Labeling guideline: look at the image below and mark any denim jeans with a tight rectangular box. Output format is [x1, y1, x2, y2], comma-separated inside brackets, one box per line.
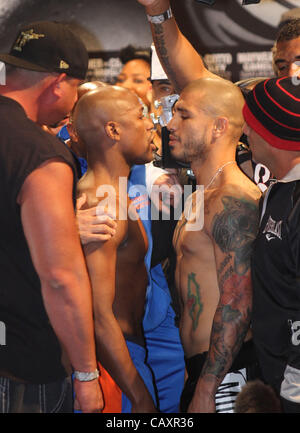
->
[0, 375, 73, 413]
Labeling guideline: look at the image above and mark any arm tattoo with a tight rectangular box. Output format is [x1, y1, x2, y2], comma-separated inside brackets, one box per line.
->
[200, 196, 258, 382]
[152, 24, 181, 92]
[187, 272, 203, 331]
[212, 196, 258, 275]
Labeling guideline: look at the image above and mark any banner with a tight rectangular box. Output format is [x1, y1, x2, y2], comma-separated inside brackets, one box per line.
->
[87, 51, 123, 84]
[171, 0, 300, 82]
[86, 0, 300, 83]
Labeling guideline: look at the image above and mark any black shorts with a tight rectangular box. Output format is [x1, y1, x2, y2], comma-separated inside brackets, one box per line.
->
[180, 339, 262, 413]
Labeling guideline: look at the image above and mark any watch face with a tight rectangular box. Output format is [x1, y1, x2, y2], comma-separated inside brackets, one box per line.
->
[148, 8, 172, 24]
[149, 15, 164, 24]
[155, 16, 164, 24]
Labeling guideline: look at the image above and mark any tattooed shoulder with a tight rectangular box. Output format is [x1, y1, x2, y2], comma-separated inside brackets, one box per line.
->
[211, 194, 259, 276]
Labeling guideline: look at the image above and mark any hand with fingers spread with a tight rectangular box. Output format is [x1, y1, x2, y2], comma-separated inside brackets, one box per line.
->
[76, 194, 117, 245]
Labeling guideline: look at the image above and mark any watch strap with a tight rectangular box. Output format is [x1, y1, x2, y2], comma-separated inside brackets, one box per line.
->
[147, 7, 173, 24]
[74, 369, 99, 382]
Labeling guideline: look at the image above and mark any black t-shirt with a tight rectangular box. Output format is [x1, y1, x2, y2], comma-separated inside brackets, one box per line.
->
[0, 96, 77, 384]
[252, 180, 300, 394]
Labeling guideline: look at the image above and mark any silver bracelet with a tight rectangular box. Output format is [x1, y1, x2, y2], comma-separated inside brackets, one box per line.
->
[74, 369, 99, 382]
[147, 7, 173, 24]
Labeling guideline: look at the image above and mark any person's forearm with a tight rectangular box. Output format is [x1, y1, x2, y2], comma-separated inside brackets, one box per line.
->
[41, 271, 98, 373]
[95, 315, 155, 410]
[190, 271, 253, 413]
[188, 302, 251, 413]
[199, 299, 251, 394]
[143, 0, 170, 15]
[143, 0, 212, 92]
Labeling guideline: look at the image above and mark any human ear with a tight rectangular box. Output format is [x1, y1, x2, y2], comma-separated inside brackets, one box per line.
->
[66, 122, 78, 142]
[213, 117, 228, 138]
[51, 73, 67, 97]
[105, 121, 121, 141]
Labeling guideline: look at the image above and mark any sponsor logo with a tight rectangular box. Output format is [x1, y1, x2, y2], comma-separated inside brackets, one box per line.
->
[13, 29, 45, 52]
[59, 60, 70, 70]
[262, 215, 282, 241]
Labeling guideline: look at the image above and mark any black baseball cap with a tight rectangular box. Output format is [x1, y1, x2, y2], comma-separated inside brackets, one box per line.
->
[0, 21, 89, 80]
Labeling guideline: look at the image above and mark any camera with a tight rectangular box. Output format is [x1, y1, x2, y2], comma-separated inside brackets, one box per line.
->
[151, 94, 191, 170]
[154, 93, 179, 128]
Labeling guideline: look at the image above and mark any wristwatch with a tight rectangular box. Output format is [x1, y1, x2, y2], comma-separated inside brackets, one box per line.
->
[147, 7, 173, 24]
[74, 369, 99, 382]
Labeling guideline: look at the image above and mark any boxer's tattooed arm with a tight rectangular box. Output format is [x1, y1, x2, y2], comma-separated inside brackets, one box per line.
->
[200, 195, 258, 385]
[152, 24, 181, 92]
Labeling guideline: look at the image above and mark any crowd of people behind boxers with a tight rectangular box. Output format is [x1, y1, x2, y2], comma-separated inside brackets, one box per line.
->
[1, 0, 300, 414]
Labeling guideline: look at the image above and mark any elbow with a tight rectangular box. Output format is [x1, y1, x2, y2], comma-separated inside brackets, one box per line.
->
[218, 300, 252, 329]
[39, 268, 82, 293]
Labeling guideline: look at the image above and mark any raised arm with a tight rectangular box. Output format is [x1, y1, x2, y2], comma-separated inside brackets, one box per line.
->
[18, 159, 103, 413]
[83, 222, 157, 413]
[137, 0, 216, 92]
[188, 193, 259, 413]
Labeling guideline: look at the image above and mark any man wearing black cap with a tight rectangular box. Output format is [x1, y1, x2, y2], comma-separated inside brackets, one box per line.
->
[243, 76, 300, 413]
[0, 22, 103, 413]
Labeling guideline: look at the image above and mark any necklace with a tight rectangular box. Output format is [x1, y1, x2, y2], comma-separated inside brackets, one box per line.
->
[204, 161, 235, 190]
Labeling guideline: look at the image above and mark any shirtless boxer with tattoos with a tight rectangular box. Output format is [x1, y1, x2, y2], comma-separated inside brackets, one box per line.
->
[168, 78, 261, 413]
[137, 0, 262, 413]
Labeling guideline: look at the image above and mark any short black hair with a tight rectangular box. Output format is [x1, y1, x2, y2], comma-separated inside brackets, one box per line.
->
[276, 19, 300, 43]
[119, 45, 151, 66]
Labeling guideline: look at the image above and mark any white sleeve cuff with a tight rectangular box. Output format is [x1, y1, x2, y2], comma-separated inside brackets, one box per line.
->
[280, 364, 300, 404]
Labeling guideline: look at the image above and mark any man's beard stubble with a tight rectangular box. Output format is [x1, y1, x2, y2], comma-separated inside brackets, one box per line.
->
[182, 136, 208, 165]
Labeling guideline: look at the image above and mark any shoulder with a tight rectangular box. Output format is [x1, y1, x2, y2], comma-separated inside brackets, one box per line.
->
[0, 95, 25, 116]
[205, 183, 260, 243]
[0, 96, 70, 154]
[79, 178, 129, 249]
[204, 184, 260, 277]
[206, 183, 260, 215]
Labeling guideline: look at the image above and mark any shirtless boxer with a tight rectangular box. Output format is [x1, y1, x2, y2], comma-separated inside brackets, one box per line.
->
[169, 78, 261, 413]
[73, 86, 157, 413]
